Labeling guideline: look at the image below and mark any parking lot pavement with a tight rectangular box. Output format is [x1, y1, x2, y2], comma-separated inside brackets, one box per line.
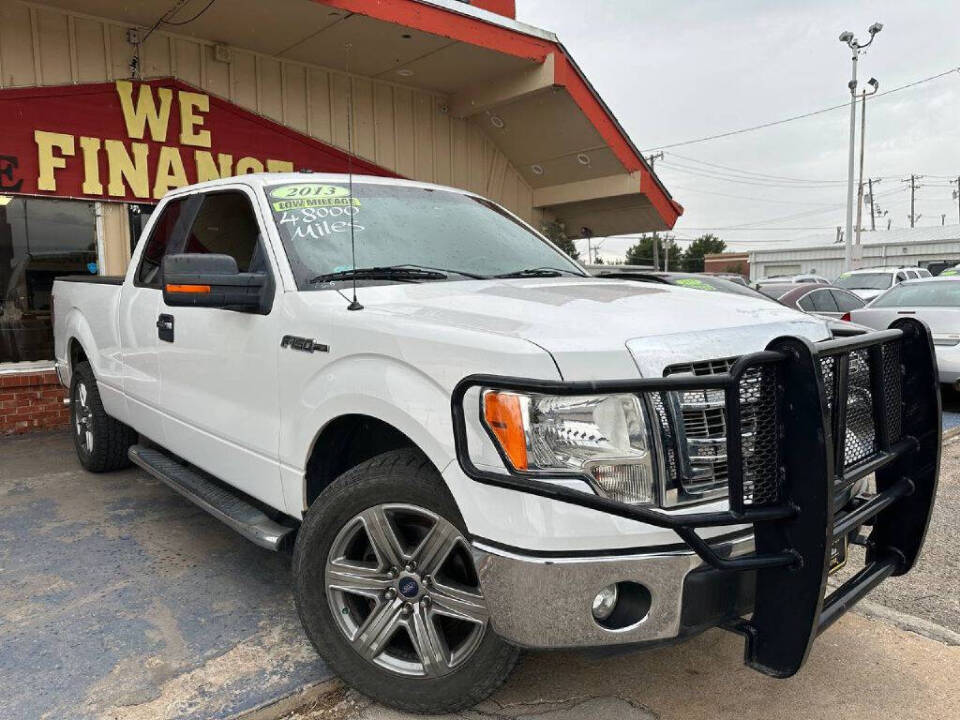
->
[0, 431, 332, 720]
[942, 388, 960, 433]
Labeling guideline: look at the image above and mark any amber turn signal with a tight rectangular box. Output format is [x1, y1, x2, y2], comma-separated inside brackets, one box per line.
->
[165, 284, 211, 294]
[483, 391, 528, 470]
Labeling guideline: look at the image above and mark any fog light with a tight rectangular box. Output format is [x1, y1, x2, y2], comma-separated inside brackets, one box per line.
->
[591, 584, 618, 621]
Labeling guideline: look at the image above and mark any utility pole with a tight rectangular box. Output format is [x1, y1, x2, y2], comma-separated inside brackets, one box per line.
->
[902, 174, 922, 227]
[866, 177, 882, 230]
[839, 22, 883, 271]
[952, 177, 960, 224]
[652, 233, 660, 270]
[647, 152, 664, 170]
[854, 81, 878, 259]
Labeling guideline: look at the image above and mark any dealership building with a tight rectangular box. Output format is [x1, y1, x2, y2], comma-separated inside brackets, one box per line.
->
[0, 0, 681, 432]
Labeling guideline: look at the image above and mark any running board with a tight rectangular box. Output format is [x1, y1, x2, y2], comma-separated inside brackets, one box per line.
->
[128, 445, 294, 551]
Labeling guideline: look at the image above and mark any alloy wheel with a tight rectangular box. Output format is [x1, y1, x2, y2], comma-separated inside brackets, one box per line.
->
[325, 503, 488, 677]
[74, 382, 94, 453]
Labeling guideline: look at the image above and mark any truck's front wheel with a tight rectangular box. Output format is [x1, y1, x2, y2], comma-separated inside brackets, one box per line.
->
[292, 449, 519, 713]
[70, 361, 137, 473]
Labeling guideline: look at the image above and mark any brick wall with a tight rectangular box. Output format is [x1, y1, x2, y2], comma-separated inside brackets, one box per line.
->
[0, 370, 70, 435]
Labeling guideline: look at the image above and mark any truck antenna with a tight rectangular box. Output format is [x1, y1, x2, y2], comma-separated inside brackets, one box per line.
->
[344, 42, 363, 311]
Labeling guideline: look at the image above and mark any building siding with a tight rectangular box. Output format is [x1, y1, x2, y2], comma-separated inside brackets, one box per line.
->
[0, 1, 539, 227]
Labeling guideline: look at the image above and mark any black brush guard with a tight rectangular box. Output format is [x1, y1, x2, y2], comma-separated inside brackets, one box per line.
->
[450, 318, 940, 678]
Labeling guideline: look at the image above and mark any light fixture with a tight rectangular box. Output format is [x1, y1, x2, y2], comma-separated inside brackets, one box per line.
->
[396, 68, 414, 77]
[577, 153, 591, 166]
[490, 115, 505, 129]
[531, 164, 544, 175]
[0, 195, 11, 207]
[401, 33, 412, 39]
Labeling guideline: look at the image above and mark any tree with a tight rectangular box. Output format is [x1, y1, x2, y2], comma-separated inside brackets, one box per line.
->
[682, 234, 726, 272]
[541, 221, 579, 261]
[624, 233, 681, 269]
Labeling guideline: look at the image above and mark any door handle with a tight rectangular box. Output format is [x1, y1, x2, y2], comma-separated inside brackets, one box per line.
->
[157, 313, 174, 342]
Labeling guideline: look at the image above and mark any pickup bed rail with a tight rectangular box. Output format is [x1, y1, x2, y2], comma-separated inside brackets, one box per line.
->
[452, 317, 940, 678]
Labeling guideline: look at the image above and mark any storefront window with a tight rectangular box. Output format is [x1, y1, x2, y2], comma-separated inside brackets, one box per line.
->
[0, 197, 98, 363]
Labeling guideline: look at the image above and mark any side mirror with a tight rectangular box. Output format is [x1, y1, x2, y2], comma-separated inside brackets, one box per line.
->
[162, 254, 272, 314]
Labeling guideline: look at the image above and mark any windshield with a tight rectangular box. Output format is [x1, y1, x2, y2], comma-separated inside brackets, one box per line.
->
[835, 272, 892, 290]
[266, 182, 584, 288]
[870, 281, 960, 308]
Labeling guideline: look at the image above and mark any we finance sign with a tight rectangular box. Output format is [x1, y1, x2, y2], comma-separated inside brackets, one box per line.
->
[0, 78, 395, 203]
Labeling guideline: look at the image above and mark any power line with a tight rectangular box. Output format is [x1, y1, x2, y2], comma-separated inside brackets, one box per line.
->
[665, 151, 846, 184]
[162, 0, 218, 25]
[667, 185, 842, 205]
[658, 161, 849, 189]
[644, 65, 960, 151]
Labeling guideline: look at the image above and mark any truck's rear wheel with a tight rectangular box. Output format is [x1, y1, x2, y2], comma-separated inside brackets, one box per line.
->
[293, 449, 519, 713]
[70, 361, 137, 473]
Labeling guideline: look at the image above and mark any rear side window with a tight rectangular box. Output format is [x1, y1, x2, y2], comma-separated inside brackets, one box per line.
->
[182, 192, 264, 272]
[800, 289, 838, 312]
[832, 289, 865, 312]
[136, 197, 189, 286]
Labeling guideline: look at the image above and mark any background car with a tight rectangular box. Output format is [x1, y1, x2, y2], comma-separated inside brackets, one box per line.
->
[592, 270, 766, 298]
[849, 277, 960, 387]
[593, 270, 868, 336]
[776, 284, 866, 321]
[835, 266, 932, 302]
[755, 273, 830, 287]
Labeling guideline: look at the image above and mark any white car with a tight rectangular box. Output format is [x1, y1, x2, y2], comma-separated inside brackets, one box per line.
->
[51, 173, 939, 713]
[835, 266, 932, 302]
[755, 274, 829, 287]
[849, 276, 960, 386]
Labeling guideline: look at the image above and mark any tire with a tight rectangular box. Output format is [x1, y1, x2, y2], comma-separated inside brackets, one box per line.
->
[293, 448, 519, 713]
[70, 361, 137, 473]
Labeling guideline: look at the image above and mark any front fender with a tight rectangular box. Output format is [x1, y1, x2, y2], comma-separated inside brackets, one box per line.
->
[279, 355, 459, 514]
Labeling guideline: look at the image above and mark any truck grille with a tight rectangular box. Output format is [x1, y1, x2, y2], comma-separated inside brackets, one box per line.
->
[655, 340, 902, 507]
[657, 358, 780, 506]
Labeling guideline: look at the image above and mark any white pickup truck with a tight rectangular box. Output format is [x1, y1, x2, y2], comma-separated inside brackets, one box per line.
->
[53, 173, 941, 713]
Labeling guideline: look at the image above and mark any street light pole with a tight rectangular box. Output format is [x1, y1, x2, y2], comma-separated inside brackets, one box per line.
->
[839, 22, 883, 271]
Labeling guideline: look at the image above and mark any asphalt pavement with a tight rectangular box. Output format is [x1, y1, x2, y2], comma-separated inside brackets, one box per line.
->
[0, 431, 331, 720]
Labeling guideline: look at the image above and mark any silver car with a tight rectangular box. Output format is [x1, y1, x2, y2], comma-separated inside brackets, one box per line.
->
[849, 277, 960, 386]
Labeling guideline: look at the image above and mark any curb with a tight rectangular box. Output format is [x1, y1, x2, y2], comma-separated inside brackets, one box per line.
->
[853, 599, 960, 646]
[232, 679, 344, 720]
[943, 425, 960, 441]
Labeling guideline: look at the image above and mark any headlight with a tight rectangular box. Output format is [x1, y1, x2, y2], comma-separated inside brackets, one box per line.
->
[481, 390, 656, 505]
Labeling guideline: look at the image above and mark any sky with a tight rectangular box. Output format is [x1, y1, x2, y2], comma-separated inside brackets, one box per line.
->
[515, 0, 960, 262]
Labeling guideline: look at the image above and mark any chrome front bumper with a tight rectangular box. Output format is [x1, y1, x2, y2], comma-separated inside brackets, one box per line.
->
[473, 533, 755, 649]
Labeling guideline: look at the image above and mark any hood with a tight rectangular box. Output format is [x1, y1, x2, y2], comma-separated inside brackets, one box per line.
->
[346, 277, 831, 380]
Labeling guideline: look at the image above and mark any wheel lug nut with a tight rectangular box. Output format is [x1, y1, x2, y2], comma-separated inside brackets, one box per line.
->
[385, 588, 396, 600]
[389, 567, 398, 578]
[402, 602, 413, 615]
[423, 575, 432, 586]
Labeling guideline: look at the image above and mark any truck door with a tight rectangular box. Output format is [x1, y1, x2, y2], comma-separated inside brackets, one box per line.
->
[155, 187, 285, 510]
[120, 195, 195, 442]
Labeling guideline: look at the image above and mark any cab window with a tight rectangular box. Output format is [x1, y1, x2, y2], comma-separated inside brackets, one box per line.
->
[181, 192, 266, 273]
[136, 197, 192, 287]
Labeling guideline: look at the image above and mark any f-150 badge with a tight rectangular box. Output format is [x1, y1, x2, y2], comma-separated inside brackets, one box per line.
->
[281, 335, 329, 354]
